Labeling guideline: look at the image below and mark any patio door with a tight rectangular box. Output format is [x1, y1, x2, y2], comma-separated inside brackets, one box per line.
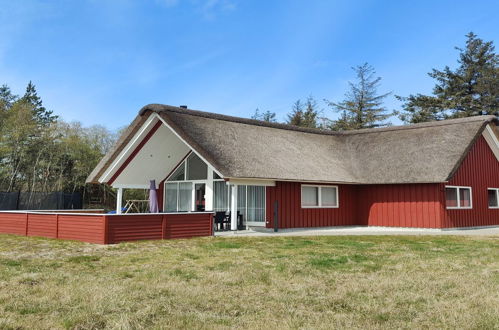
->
[238, 185, 266, 227]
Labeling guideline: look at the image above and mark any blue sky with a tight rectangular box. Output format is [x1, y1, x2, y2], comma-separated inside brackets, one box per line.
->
[1, 0, 498, 129]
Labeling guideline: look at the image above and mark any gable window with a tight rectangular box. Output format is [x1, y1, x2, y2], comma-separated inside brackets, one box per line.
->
[167, 153, 207, 182]
[186, 153, 207, 180]
[301, 185, 338, 208]
[488, 188, 499, 208]
[445, 186, 472, 209]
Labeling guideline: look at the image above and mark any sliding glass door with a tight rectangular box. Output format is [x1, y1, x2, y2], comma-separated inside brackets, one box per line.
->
[238, 185, 266, 226]
[163, 152, 266, 225]
[165, 182, 193, 212]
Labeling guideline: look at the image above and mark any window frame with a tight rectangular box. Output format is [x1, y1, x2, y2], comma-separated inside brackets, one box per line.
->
[487, 188, 499, 209]
[301, 184, 339, 209]
[445, 185, 473, 210]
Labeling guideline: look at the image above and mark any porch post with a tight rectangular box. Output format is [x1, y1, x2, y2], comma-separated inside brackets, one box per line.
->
[116, 187, 123, 214]
[205, 168, 213, 211]
[230, 184, 238, 230]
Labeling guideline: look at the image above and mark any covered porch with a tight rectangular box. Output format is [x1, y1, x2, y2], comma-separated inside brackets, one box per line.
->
[93, 112, 272, 230]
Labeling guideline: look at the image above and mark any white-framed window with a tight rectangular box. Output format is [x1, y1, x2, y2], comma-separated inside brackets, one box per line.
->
[301, 185, 338, 208]
[487, 188, 499, 209]
[445, 186, 472, 209]
[167, 152, 208, 182]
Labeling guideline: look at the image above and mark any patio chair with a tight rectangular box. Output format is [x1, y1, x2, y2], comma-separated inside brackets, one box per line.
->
[222, 211, 231, 230]
[214, 211, 226, 231]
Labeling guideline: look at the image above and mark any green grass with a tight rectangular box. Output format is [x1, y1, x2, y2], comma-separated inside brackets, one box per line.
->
[0, 234, 497, 329]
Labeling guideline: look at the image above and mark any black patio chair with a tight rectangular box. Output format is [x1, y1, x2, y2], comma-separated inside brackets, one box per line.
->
[222, 211, 231, 230]
[214, 211, 226, 231]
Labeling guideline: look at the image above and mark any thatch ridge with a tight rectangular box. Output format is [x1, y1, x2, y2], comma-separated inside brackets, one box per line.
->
[87, 104, 498, 184]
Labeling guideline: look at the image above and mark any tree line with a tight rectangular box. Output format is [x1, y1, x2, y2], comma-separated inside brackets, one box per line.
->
[1, 32, 497, 204]
[0, 82, 117, 206]
[252, 33, 499, 129]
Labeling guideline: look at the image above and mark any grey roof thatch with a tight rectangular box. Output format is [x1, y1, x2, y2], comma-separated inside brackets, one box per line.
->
[87, 104, 499, 185]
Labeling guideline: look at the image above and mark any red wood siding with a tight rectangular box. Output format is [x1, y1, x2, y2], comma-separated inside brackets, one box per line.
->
[0, 211, 213, 244]
[266, 182, 358, 229]
[165, 213, 213, 239]
[157, 181, 164, 212]
[0, 212, 27, 235]
[27, 213, 58, 238]
[57, 215, 106, 244]
[357, 184, 445, 228]
[443, 136, 499, 228]
[107, 214, 163, 243]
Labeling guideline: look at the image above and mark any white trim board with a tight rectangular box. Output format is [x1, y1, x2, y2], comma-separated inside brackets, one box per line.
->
[99, 115, 159, 183]
[482, 124, 499, 162]
[227, 178, 276, 186]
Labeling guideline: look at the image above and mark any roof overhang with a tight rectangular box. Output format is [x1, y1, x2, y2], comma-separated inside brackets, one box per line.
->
[96, 113, 222, 188]
[482, 124, 499, 162]
[226, 178, 276, 186]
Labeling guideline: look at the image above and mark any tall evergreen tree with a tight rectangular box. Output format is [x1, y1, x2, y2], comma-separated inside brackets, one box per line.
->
[21, 81, 57, 126]
[398, 32, 499, 123]
[286, 97, 320, 128]
[0, 85, 17, 109]
[251, 108, 277, 122]
[326, 63, 392, 130]
[286, 100, 304, 126]
[302, 96, 319, 128]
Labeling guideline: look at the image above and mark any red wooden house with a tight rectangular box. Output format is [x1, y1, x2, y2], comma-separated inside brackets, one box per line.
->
[87, 104, 499, 230]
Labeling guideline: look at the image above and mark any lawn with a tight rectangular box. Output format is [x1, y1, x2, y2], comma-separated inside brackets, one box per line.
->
[0, 234, 498, 329]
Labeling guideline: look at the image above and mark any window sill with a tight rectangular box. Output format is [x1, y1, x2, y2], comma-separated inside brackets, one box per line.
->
[446, 207, 473, 210]
[301, 206, 339, 209]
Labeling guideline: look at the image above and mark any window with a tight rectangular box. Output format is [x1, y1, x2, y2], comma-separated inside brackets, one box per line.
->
[165, 182, 193, 212]
[302, 186, 319, 207]
[445, 186, 472, 209]
[301, 185, 338, 208]
[169, 164, 185, 181]
[167, 153, 207, 181]
[186, 153, 207, 180]
[488, 188, 499, 208]
[213, 181, 229, 212]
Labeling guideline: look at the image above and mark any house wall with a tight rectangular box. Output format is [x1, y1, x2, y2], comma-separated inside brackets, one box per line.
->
[357, 184, 445, 228]
[443, 135, 499, 228]
[265, 182, 358, 229]
[265, 136, 499, 229]
[266, 181, 445, 229]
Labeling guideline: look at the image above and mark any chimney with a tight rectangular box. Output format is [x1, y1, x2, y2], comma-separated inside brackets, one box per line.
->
[179, 105, 188, 109]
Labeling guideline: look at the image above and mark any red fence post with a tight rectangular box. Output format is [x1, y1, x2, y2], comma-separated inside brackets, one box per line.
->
[162, 214, 167, 239]
[25, 213, 28, 236]
[103, 215, 109, 244]
[55, 214, 59, 238]
[210, 212, 214, 236]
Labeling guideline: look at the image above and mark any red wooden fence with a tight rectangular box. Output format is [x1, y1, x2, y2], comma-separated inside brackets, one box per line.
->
[0, 211, 213, 244]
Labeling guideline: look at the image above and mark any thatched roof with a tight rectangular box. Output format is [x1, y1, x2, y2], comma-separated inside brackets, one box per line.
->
[87, 104, 498, 184]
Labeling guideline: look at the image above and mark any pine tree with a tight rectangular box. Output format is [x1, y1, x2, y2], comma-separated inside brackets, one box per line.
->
[286, 100, 304, 126]
[251, 108, 277, 122]
[326, 63, 392, 130]
[398, 32, 499, 123]
[329, 111, 352, 131]
[302, 96, 319, 128]
[0, 85, 17, 109]
[21, 81, 57, 126]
